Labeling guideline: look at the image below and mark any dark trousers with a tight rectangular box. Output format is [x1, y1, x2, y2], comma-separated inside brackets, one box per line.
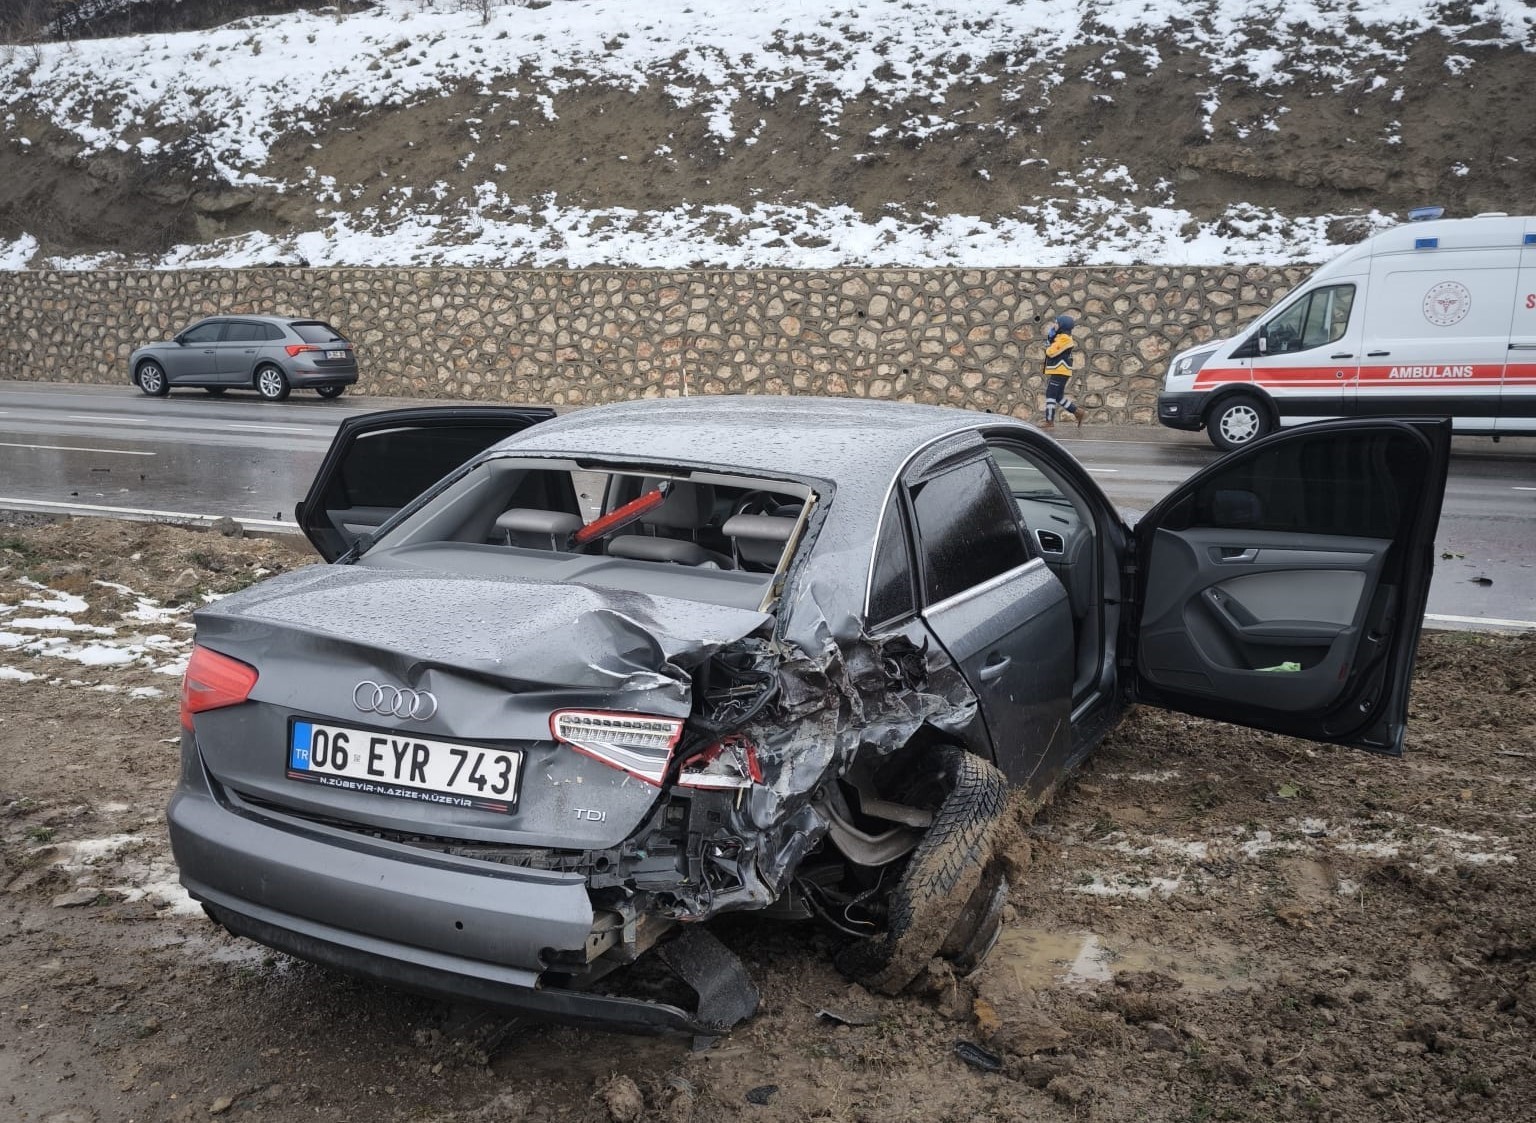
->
[1044, 374, 1076, 422]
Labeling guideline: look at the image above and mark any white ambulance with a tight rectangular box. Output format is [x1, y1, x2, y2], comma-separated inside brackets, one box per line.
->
[1157, 213, 1536, 449]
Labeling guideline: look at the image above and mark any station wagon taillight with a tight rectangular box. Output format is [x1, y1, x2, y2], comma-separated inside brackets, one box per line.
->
[284, 344, 322, 357]
[550, 710, 684, 786]
[180, 645, 258, 731]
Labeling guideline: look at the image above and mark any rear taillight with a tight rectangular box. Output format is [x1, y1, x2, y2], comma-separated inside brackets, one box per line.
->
[180, 645, 258, 731]
[678, 734, 762, 790]
[550, 710, 684, 786]
[284, 344, 321, 357]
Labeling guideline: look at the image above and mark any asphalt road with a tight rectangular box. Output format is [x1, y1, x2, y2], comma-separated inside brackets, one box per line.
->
[1, 380, 1532, 629]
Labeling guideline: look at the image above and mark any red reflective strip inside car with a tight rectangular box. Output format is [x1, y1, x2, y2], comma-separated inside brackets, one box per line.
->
[571, 488, 667, 546]
[180, 645, 258, 730]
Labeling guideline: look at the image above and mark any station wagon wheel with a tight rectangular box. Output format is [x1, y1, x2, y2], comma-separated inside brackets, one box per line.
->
[136, 360, 170, 397]
[255, 364, 291, 402]
[836, 746, 1010, 994]
[1209, 393, 1271, 452]
[315, 385, 346, 399]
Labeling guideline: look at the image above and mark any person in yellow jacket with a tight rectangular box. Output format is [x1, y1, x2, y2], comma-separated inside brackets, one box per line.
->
[1041, 314, 1086, 429]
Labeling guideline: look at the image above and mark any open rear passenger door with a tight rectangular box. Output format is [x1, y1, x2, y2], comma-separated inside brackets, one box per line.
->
[297, 406, 557, 561]
[1129, 419, 1450, 755]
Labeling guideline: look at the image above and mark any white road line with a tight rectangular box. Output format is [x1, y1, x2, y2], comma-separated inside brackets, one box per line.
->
[1425, 613, 1536, 631]
[0, 497, 290, 532]
[0, 441, 155, 457]
[1085, 467, 1120, 474]
[66, 413, 138, 422]
[1515, 486, 1536, 492]
[226, 423, 318, 433]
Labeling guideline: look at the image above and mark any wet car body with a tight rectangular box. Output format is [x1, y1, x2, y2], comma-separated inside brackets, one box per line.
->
[129, 314, 358, 400]
[168, 397, 1450, 1033]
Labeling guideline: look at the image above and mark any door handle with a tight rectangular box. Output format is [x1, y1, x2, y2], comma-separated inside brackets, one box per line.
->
[1366, 350, 1391, 357]
[1330, 353, 1353, 359]
[977, 655, 1012, 682]
[1216, 547, 1258, 562]
[1512, 343, 1536, 351]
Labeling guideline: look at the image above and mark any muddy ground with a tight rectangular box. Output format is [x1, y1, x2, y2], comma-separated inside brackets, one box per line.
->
[2, 515, 1534, 1123]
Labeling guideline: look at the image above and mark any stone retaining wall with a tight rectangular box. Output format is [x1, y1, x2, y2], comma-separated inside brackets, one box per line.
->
[1, 266, 1310, 421]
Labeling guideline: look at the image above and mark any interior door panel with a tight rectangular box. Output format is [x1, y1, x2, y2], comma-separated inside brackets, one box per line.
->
[1139, 528, 1390, 712]
[1129, 418, 1451, 754]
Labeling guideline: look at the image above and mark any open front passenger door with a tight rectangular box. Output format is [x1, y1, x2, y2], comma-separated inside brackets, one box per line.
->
[297, 406, 557, 561]
[1129, 419, 1450, 755]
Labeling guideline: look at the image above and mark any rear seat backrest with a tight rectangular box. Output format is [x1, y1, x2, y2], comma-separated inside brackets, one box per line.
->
[494, 508, 582, 550]
[607, 480, 731, 567]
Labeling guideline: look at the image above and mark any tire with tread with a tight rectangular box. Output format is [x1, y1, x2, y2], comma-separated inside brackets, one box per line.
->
[136, 360, 170, 397]
[316, 385, 346, 399]
[204, 386, 227, 396]
[1208, 393, 1271, 451]
[837, 746, 1010, 994]
[255, 364, 291, 401]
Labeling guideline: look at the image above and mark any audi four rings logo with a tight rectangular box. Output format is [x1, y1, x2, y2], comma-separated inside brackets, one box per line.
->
[353, 680, 439, 721]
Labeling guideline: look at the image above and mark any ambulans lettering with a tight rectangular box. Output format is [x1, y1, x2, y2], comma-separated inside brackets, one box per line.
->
[1526, 293, 1535, 310]
[1386, 366, 1474, 379]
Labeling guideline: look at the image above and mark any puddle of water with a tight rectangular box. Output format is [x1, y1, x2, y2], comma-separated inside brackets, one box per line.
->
[991, 926, 1261, 993]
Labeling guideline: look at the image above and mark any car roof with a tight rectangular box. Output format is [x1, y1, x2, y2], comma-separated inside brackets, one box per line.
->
[498, 396, 1033, 649]
[499, 395, 1011, 482]
[191, 315, 320, 326]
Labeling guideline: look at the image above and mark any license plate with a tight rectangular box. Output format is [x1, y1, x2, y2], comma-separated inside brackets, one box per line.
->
[287, 719, 520, 813]
[325, 349, 347, 359]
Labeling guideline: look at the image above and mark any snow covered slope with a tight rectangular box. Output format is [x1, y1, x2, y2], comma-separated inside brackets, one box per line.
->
[0, 0, 1531, 268]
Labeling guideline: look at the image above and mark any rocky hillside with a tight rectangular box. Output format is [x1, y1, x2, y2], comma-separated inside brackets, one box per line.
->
[0, 0, 1532, 269]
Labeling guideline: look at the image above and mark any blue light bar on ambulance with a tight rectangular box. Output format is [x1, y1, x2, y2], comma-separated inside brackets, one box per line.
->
[1415, 237, 1439, 249]
[1408, 206, 1444, 222]
[1525, 233, 1536, 245]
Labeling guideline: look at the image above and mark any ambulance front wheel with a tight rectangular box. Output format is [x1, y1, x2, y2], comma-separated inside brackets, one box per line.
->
[1208, 394, 1272, 451]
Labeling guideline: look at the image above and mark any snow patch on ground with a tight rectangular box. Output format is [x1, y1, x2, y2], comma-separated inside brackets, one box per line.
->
[1058, 814, 1516, 898]
[0, 1, 1527, 268]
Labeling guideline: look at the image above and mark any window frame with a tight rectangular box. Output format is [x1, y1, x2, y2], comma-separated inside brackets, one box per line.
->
[907, 451, 1034, 610]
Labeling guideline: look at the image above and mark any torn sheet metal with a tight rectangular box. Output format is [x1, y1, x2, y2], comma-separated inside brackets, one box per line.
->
[195, 564, 772, 697]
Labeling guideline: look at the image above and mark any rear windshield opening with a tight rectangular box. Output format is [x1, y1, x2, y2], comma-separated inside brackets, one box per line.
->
[359, 456, 817, 611]
[291, 321, 347, 344]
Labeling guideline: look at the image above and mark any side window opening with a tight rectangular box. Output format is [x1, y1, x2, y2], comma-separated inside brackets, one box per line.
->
[868, 494, 916, 626]
[181, 321, 223, 344]
[910, 456, 1030, 606]
[1157, 427, 1420, 541]
[1264, 284, 1356, 354]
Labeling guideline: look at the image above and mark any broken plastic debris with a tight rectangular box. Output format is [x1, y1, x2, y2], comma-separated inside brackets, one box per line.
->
[953, 1040, 1003, 1072]
[815, 1006, 879, 1027]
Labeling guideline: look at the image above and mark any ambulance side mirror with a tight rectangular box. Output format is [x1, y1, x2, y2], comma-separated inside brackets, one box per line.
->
[1257, 329, 1268, 355]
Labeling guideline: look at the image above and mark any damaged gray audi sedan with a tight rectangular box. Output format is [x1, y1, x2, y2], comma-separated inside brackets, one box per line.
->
[169, 397, 1449, 1034]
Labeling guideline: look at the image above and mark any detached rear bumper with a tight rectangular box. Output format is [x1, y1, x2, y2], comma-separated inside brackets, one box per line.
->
[201, 899, 721, 1035]
[1157, 391, 1208, 431]
[168, 757, 719, 1034]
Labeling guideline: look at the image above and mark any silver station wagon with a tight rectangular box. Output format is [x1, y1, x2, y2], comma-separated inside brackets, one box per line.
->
[129, 315, 358, 401]
[169, 397, 1450, 1036]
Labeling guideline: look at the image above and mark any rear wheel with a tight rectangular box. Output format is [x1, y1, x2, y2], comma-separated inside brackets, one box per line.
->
[255, 364, 291, 402]
[1208, 393, 1271, 451]
[136, 360, 169, 397]
[315, 385, 346, 399]
[836, 747, 1010, 994]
